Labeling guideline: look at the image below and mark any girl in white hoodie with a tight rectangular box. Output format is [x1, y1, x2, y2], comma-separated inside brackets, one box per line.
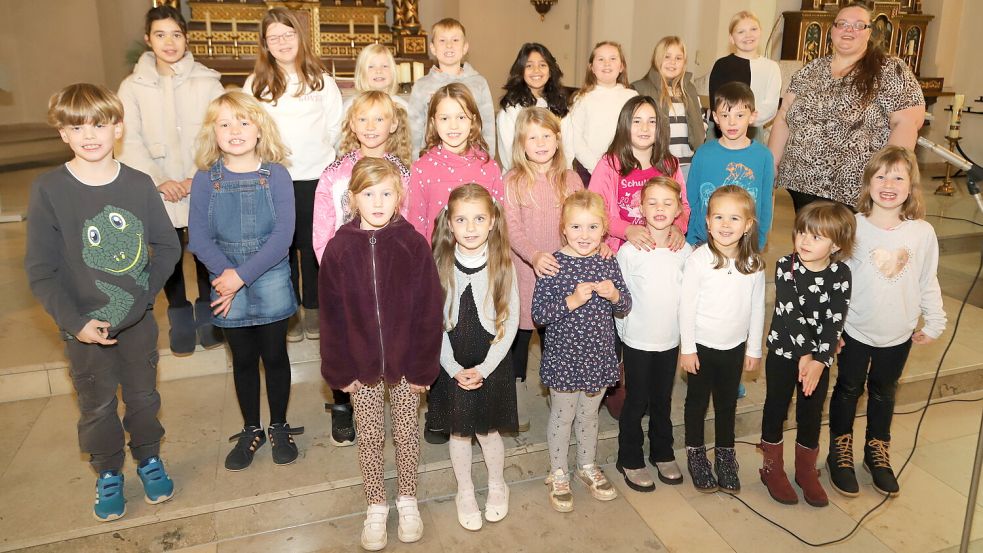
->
[117, 4, 225, 356]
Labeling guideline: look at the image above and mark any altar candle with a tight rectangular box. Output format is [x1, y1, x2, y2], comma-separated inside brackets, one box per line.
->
[398, 62, 411, 84]
[205, 11, 212, 35]
[906, 39, 915, 56]
[349, 19, 355, 36]
[950, 94, 965, 139]
[373, 15, 379, 36]
[412, 62, 425, 82]
[231, 17, 237, 34]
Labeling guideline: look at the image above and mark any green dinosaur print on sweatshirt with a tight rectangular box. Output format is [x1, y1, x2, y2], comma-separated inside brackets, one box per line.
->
[81, 206, 149, 326]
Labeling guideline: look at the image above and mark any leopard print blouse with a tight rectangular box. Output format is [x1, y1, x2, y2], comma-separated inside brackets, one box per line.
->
[776, 55, 923, 207]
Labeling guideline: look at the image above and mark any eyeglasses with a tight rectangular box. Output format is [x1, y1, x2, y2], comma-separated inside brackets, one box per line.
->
[833, 20, 872, 31]
[266, 31, 297, 45]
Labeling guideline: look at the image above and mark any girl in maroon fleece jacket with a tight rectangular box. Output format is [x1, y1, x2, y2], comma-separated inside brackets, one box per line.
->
[318, 157, 443, 550]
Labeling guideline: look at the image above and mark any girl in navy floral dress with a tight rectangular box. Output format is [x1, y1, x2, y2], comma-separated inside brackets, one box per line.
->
[532, 190, 631, 513]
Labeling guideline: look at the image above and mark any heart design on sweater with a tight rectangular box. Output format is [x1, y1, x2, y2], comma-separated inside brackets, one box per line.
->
[869, 247, 910, 280]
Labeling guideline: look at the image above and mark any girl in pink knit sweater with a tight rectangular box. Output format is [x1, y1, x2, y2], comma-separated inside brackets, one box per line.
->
[504, 107, 584, 431]
[408, 83, 505, 242]
[589, 95, 691, 252]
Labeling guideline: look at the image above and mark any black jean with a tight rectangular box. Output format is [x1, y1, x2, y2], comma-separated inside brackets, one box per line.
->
[760, 351, 831, 449]
[510, 327, 547, 382]
[290, 179, 319, 309]
[163, 227, 211, 308]
[684, 343, 745, 448]
[65, 313, 163, 473]
[828, 332, 912, 441]
[223, 319, 292, 427]
[618, 345, 679, 468]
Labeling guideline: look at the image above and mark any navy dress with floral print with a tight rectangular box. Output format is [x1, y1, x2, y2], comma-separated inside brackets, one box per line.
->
[532, 251, 631, 393]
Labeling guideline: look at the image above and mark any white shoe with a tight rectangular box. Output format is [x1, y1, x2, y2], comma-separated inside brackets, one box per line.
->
[395, 495, 423, 543]
[360, 503, 389, 551]
[456, 491, 483, 531]
[484, 483, 509, 522]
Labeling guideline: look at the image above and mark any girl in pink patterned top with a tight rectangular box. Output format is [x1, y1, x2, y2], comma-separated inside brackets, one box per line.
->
[408, 83, 505, 242]
[313, 91, 411, 264]
[504, 107, 584, 431]
[589, 95, 691, 252]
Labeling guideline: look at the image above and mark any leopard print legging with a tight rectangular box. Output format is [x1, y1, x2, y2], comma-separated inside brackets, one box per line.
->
[351, 377, 422, 505]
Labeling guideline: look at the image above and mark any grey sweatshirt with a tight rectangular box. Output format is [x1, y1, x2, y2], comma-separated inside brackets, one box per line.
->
[25, 163, 181, 337]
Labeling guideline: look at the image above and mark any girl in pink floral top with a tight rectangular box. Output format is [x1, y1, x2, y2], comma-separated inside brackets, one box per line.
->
[313, 91, 411, 263]
[409, 83, 504, 242]
[504, 107, 584, 431]
[589, 95, 690, 252]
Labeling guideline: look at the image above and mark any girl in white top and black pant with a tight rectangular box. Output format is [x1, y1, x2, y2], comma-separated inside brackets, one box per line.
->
[245, 9, 344, 341]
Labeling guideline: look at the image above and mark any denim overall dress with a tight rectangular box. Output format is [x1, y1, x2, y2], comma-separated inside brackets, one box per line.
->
[207, 160, 297, 328]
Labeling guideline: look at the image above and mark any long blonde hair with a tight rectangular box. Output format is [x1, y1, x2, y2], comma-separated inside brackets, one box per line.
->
[422, 83, 489, 160]
[570, 41, 628, 104]
[339, 91, 411, 165]
[250, 8, 326, 104]
[194, 91, 290, 170]
[506, 107, 569, 208]
[705, 185, 763, 275]
[354, 44, 399, 95]
[432, 184, 514, 343]
[650, 36, 689, 111]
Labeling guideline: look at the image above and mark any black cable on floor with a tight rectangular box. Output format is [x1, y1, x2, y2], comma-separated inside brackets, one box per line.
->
[925, 214, 983, 228]
[716, 247, 983, 547]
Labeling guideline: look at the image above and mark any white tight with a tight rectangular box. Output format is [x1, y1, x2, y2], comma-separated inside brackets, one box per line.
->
[547, 390, 604, 473]
[449, 431, 505, 513]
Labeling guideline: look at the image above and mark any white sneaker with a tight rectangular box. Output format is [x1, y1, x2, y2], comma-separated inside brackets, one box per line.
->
[484, 483, 509, 522]
[576, 464, 618, 501]
[395, 496, 423, 543]
[360, 503, 389, 551]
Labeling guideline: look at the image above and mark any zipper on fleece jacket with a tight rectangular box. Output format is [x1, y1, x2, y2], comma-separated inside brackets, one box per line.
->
[368, 232, 386, 380]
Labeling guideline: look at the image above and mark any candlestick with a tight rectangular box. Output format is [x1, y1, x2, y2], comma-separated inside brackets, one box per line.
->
[949, 94, 965, 139]
[231, 17, 237, 34]
[373, 15, 379, 37]
[205, 11, 212, 35]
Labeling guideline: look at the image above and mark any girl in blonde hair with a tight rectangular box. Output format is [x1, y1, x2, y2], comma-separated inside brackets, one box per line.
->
[430, 183, 519, 530]
[189, 91, 304, 472]
[347, 43, 408, 111]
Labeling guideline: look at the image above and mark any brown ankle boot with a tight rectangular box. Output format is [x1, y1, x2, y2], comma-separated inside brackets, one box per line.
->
[757, 440, 798, 505]
[795, 443, 829, 507]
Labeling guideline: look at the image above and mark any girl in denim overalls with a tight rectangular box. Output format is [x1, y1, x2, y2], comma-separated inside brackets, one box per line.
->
[189, 92, 303, 471]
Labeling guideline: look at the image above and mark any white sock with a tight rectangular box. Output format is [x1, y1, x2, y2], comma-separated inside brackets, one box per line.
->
[476, 431, 506, 487]
[449, 435, 479, 514]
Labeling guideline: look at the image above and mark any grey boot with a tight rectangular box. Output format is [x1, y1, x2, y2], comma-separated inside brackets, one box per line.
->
[194, 299, 224, 349]
[167, 305, 196, 356]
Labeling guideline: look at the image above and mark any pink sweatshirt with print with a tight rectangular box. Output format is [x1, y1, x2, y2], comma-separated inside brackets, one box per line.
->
[589, 153, 691, 252]
[312, 150, 410, 263]
[408, 145, 505, 242]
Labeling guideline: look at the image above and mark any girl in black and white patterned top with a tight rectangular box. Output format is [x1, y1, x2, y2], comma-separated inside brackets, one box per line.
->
[758, 201, 855, 508]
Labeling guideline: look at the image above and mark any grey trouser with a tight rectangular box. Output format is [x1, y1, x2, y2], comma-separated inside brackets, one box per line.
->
[65, 312, 164, 473]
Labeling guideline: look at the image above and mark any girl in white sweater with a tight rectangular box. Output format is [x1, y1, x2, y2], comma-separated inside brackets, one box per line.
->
[679, 185, 765, 495]
[244, 8, 344, 342]
[563, 41, 638, 183]
[117, 4, 225, 355]
[827, 146, 946, 498]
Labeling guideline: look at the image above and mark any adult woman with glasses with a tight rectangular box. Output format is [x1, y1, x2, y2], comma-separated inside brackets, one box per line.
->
[768, 2, 924, 212]
[244, 8, 344, 343]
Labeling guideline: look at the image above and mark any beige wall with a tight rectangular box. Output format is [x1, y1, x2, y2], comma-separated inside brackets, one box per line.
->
[0, 0, 143, 126]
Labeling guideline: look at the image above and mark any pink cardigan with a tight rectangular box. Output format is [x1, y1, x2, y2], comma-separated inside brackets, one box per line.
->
[505, 169, 584, 329]
[589, 153, 691, 252]
[312, 150, 410, 263]
[407, 145, 504, 242]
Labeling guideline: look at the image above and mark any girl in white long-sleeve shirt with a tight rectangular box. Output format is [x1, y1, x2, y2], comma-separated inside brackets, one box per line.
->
[244, 8, 344, 341]
[679, 185, 765, 495]
[827, 146, 946, 498]
[563, 41, 637, 182]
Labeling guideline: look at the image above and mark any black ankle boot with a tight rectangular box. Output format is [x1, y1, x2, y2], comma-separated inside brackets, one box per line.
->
[327, 403, 355, 446]
[167, 305, 196, 356]
[194, 299, 224, 349]
[864, 438, 899, 495]
[714, 447, 741, 494]
[686, 446, 718, 493]
[827, 434, 859, 497]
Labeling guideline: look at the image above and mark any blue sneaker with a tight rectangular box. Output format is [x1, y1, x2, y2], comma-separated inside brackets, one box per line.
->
[93, 471, 126, 522]
[737, 382, 747, 399]
[136, 456, 175, 504]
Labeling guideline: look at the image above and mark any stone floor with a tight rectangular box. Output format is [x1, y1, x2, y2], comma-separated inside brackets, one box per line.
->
[0, 160, 982, 552]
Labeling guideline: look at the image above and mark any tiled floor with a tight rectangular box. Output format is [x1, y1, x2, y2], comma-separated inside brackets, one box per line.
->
[1, 161, 982, 552]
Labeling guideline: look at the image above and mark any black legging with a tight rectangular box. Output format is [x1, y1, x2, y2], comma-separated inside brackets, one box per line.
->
[223, 319, 292, 427]
[163, 227, 211, 307]
[760, 351, 830, 449]
[290, 179, 319, 309]
[510, 327, 547, 382]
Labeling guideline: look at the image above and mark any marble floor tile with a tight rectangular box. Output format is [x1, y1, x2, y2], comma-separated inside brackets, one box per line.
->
[0, 396, 47, 477]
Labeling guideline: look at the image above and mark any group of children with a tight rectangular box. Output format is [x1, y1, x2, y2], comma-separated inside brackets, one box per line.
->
[23, 4, 946, 552]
